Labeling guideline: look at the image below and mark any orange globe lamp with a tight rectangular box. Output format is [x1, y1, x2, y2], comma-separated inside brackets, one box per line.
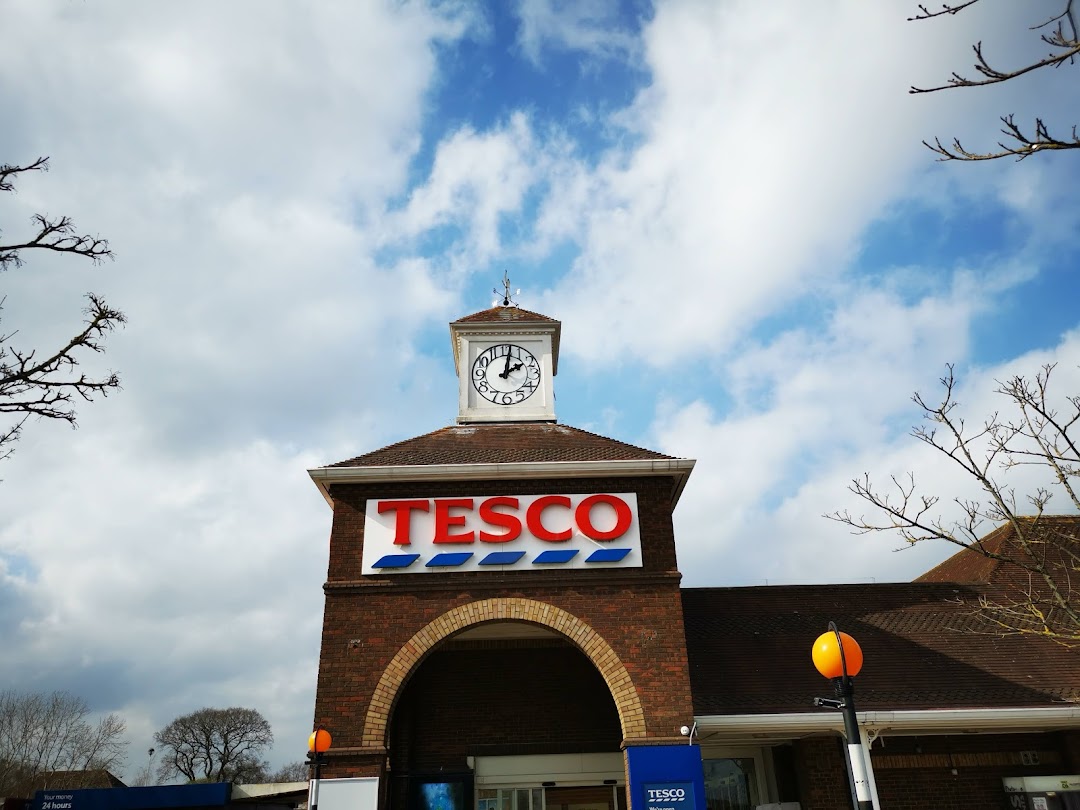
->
[308, 727, 332, 755]
[307, 727, 332, 810]
[812, 630, 863, 679]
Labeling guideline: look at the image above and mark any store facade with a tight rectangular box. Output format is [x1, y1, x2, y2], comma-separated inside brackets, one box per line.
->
[307, 304, 1080, 810]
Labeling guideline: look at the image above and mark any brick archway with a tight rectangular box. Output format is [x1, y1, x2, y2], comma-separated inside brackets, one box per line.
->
[361, 598, 646, 747]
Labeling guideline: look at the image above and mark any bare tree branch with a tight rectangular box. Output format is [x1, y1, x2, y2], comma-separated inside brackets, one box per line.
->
[922, 116, 1080, 161]
[826, 364, 1080, 645]
[909, 1, 982, 22]
[0, 158, 124, 467]
[910, 2, 1080, 161]
[0, 690, 128, 798]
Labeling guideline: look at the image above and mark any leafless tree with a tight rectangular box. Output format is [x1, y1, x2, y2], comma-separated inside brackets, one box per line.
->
[0, 690, 128, 797]
[827, 364, 1080, 644]
[910, 1, 1080, 160]
[154, 707, 274, 783]
[0, 157, 125, 465]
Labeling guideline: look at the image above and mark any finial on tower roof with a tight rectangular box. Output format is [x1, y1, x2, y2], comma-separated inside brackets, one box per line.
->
[492, 270, 520, 307]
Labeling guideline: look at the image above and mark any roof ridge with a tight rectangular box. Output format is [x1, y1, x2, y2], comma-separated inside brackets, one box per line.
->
[323, 421, 679, 468]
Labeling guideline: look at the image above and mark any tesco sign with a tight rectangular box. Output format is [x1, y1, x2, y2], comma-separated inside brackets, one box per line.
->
[361, 492, 642, 574]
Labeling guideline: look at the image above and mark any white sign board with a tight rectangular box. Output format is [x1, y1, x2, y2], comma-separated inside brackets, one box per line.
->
[362, 492, 642, 575]
[313, 777, 380, 810]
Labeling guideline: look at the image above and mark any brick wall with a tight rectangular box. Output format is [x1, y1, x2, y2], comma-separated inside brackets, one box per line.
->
[389, 641, 622, 772]
[871, 732, 1070, 810]
[793, 737, 852, 810]
[792, 732, 1075, 810]
[312, 474, 694, 782]
[1063, 730, 1080, 771]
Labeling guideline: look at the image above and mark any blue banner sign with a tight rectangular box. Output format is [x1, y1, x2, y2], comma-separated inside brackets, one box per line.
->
[626, 745, 706, 810]
[33, 782, 231, 810]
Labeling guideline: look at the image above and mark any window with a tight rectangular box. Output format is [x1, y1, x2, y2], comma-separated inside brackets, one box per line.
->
[702, 758, 759, 810]
[477, 786, 544, 810]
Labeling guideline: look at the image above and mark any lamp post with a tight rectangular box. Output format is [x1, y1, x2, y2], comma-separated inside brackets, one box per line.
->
[811, 622, 873, 810]
[307, 727, 332, 810]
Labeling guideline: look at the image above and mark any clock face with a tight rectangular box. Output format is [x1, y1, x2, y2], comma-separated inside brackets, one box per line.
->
[472, 344, 541, 405]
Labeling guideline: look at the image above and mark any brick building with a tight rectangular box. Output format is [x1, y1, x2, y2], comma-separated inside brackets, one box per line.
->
[307, 304, 1080, 810]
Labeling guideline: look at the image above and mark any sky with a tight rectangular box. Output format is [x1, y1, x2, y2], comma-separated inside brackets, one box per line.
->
[2, 0, 1080, 782]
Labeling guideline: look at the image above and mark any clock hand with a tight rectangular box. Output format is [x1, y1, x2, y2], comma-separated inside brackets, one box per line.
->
[508, 361, 524, 374]
[500, 347, 513, 379]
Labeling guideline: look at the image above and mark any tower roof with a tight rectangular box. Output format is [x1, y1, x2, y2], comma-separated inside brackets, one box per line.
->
[453, 305, 559, 324]
[309, 422, 695, 507]
[328, 422, 675, 467]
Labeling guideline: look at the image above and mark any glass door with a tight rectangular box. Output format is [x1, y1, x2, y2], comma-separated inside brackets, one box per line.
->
[478, 786, 545, 810]
[544, 785, 624, 810]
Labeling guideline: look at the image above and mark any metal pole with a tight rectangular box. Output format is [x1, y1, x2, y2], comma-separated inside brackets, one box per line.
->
[830, 622, 872, 810]
[309, 757, 323, 810]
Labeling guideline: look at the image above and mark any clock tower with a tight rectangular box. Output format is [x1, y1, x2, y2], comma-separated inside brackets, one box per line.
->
[450, 304, 560, 424]
[307, 288, 699, 810]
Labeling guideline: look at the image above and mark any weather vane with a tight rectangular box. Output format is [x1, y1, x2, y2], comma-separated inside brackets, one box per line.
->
[493, 270, 520, 307]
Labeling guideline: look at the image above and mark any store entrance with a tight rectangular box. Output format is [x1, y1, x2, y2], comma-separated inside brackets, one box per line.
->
[544, 785, 628, 810]
[387, 622, 624, 810]
[477, 785, 627, 810]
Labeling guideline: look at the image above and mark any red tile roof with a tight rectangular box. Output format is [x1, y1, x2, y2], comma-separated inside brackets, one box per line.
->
[328, 423, 675, 468]
[682, 581, 1080, 715]
[453, 306, 558, 324]
[915, 514, 1080, 586]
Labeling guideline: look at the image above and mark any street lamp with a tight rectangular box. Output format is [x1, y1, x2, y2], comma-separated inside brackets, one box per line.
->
[307, 727, 332, 810]
[811, 622, 872, 810]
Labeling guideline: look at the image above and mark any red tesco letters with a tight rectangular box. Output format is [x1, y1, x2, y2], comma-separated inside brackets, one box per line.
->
[378, 494, 633, 546]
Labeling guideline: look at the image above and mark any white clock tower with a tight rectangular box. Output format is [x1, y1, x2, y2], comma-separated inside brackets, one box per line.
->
[450, 303, 560, 424]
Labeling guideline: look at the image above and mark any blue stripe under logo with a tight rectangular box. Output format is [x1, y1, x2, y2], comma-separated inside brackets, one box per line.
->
[585, 548, 632, 563]
[533, 549, 579, 564]
[372, 549, 632, 570]
[479, 551, 527, 566]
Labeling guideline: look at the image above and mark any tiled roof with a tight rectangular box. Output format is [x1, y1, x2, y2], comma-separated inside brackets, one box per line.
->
[15, 769, 126, 795]
[915, 514, 1080, 585]
[328, 423, 675, 468]
[682, 582, 1080, 715]
[453, 306, 558, 324]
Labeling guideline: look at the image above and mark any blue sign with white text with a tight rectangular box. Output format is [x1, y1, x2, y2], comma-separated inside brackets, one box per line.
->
[626, 745, 706, 810]
[642, 781, 695, 810]
[33, 782, 231, 810]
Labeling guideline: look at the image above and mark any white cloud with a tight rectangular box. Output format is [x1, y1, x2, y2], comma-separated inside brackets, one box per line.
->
[385, 113, 539, 270]
[653, 289, 1080, 587]
[515, 0, 639, 66]
[538, 0, 1073, 366]
[0, 0, 474, 775]
[0, 421, 330, 769]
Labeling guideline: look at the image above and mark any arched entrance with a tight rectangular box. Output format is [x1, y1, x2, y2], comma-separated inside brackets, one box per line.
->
[363, 598, 646, 747]
[365, 599, 645, 810]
